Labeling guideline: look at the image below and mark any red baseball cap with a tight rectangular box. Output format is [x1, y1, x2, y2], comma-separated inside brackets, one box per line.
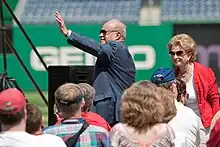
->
[0, 88, 26, 115]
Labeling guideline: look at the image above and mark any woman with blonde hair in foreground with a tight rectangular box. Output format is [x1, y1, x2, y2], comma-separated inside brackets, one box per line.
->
[110, 81, 175, 147]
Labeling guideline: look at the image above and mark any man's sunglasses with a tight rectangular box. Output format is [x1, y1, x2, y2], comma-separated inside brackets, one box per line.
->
[100, 29, 119, 35]
[169, 50, 185, 56]
[100, 29, 107, 34]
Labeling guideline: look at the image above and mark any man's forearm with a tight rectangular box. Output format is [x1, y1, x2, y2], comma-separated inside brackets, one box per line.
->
[66, 30, 102, 57]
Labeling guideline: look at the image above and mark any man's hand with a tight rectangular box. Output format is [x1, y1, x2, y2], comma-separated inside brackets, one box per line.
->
[55, 11, 68, 36]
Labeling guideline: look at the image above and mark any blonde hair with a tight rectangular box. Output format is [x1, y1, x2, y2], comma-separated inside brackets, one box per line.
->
[168, 34, 197, 62]
[133, 81, 177, 123]
[55, 83, 83, 118]
[157, 87, 177, 123]
[121, 81, 165, 132]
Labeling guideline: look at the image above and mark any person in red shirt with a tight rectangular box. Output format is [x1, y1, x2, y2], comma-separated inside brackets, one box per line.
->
[207, 118, 220, 146]
[55, 83, 111, 131]
[167, 34, 220, 133]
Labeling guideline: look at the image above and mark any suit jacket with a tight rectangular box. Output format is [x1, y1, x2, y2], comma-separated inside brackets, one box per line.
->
[67, 32, 136, 125]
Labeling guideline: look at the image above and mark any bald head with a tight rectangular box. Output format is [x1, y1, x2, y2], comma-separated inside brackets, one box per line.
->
[103, 19, 126, 38]
[100, 19, 126, 43]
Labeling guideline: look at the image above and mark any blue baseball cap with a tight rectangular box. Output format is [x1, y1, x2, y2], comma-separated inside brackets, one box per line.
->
[151, 68, 175, 85]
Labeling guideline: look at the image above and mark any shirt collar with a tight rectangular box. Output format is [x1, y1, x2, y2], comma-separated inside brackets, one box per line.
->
[61, 117, 84, 124]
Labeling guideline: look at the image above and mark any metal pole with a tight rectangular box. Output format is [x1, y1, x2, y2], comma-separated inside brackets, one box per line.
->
[2, 0, 48, 71]
[0, 0, 7, 74]
[4, 33, 48, 106]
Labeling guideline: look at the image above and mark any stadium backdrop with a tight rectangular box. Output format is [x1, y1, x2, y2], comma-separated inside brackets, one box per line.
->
[0, 22, 220, 90]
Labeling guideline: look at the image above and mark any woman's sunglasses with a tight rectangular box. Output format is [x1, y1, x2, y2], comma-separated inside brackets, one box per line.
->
[169, 50, 184, 57]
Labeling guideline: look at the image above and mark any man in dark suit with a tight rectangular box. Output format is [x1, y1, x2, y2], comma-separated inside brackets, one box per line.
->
[55, 12, 136, 126]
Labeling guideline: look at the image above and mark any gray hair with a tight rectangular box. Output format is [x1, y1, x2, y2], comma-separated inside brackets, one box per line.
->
[120, 24, 126, 39]
[78, 83, 95, 112]
[108, 18, 126, 39]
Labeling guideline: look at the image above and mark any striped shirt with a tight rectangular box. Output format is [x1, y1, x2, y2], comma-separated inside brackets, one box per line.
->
[43, 118, 110, 147]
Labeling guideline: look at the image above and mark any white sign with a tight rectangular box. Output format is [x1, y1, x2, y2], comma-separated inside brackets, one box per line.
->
[129, 45, 156, 70]
[30, 45, 156, 71]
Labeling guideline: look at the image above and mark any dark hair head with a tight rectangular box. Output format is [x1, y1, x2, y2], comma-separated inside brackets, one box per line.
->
[26, 104, 42, 134]
[176, 78, 187, 102]
[0, 107, 25, 126]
